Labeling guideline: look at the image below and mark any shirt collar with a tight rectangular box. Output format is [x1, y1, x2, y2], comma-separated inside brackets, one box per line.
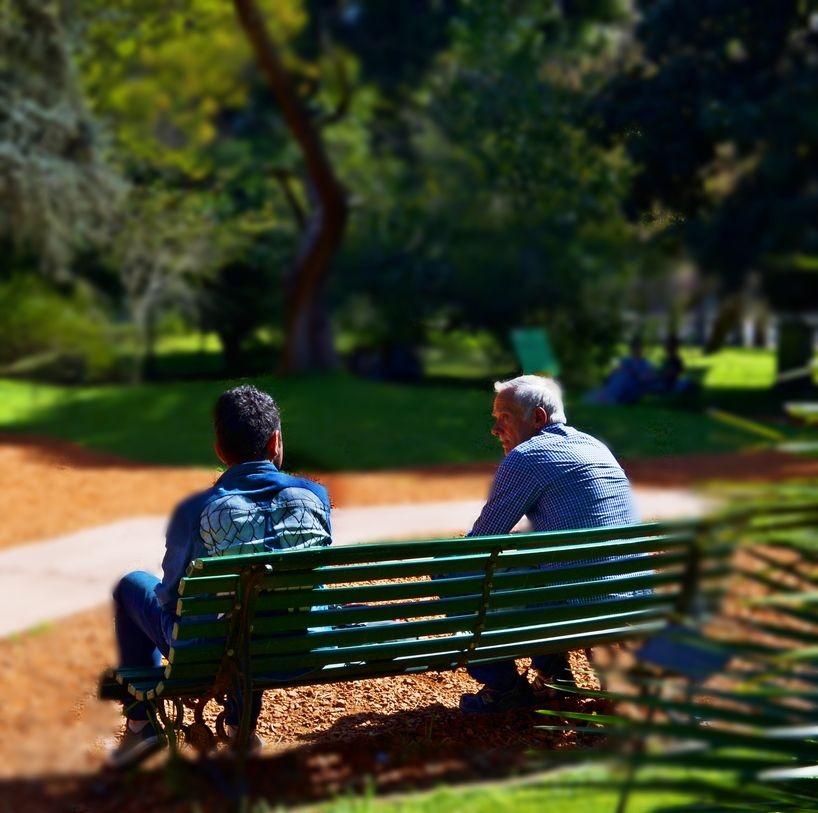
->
[215, 459, 278, 487]
[537, 421, 566, 436]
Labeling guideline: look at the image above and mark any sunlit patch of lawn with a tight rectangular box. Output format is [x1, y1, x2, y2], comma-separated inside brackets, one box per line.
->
[0, 368, 792, 469]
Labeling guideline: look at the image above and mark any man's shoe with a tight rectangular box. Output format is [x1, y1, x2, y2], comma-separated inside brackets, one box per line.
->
[531, 668, 576, 699]
[459, 677, 537, 714]
[106, 723, 165, 769]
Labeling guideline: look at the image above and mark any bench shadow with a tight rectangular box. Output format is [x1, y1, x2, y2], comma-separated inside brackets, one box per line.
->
[0, 702, 576, 812]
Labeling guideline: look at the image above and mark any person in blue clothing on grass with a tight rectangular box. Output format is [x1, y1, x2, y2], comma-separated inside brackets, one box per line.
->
[107, 384, 332, 768]
[459, 374, 639, 713]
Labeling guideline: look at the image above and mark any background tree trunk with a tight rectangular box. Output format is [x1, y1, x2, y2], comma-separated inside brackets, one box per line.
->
[233, 0, 348, 373]
[776, 316, 815, 395]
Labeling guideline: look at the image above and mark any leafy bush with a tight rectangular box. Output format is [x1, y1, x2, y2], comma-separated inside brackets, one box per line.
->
[541, 488, 818, 813]
[0, 276, 122, 382]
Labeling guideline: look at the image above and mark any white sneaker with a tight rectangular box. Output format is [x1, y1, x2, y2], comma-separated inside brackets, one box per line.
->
[106, 723, 165, 769]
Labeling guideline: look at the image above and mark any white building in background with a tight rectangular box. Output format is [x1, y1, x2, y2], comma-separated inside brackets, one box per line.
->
[636, 308, 818, 352]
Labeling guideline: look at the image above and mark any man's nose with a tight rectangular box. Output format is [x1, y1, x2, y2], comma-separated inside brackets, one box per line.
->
[490, 422, 500, 436]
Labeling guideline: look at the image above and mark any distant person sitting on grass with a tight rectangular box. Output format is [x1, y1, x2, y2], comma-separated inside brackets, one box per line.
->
[107, 385, 332, 769]
[590, 337, 658, 405]
[655, 335, 698, 398]
[459, 375, 639, 713]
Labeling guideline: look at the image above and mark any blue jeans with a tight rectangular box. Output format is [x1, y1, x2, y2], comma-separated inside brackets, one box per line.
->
[467, 652, 571, 691]
[113, 570, 262, 727]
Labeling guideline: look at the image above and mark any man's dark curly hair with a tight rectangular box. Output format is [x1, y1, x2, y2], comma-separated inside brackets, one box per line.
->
[213, 385, 281, 464]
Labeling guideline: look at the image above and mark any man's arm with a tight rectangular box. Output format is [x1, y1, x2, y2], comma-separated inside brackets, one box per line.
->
[155, 502, 195, 610]
[468, 451, 541, 537]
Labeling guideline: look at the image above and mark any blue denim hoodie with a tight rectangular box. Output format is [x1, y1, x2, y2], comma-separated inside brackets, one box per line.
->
[155, 461, 332, 628]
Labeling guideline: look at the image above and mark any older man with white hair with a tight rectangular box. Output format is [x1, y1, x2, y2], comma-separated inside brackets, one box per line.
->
[460, 374, 639, 713]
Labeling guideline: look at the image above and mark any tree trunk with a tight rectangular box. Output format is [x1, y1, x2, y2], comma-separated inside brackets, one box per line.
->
[704, 294, 743, 354]
[233, 0, 348, 373]
[219, 330, 245, 376]
[775, 316, 815, 395]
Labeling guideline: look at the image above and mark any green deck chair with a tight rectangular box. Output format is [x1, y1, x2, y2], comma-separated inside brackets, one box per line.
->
[510, 328, 561, 377]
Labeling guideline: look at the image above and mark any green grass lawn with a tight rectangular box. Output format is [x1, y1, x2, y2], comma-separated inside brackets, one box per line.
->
[297, 764, 701, 813]
[0, 363, 800, 469]
[681, 347, 779, 388]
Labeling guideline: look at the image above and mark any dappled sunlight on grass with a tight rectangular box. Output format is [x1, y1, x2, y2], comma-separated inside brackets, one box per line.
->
[0, 368, 803, 469]
[682, 348, 778, 389]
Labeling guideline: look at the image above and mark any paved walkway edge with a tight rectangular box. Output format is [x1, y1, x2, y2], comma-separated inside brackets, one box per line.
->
[1, 488, 709, 638]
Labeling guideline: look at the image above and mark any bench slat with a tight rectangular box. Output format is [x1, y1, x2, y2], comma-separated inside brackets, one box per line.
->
[168, 586, 680, 672]
[179, 575, 238, 596]
[292, 567, 694, 619]
[150, 616, 670, 694]
[254, 598, 674, 657]
[174, 593, 481, 640]
[185, 521, 699, 576]
[174, 584, 680, 641]
[248, 617, 668, 674]
[168, 569, 694, 664]
[210, 538, 684, 590]
[172, 547, 691, 638]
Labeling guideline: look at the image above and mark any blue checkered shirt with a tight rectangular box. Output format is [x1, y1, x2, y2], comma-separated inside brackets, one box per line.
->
[469, 422, 639, 537]
[469, 423, 643, 603]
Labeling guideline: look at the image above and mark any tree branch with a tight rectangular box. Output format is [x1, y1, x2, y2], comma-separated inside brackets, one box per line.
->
[317, 50, 353, 128]
[271, 168, 306, 230]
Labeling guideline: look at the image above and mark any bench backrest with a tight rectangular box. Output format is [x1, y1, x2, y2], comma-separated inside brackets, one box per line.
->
[160, 519, 731, 692]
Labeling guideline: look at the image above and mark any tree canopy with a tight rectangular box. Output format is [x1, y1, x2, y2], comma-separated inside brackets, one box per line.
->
[4, 0, 815, 382]
[1, 0, 122, 277]
[594, 0, 818, 310]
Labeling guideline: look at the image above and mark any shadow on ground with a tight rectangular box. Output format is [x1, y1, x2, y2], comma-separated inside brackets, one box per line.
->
[1, 704, 583, 813]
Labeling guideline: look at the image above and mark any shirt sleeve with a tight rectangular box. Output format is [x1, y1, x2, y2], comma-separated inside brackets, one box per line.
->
[468, 450, 541, 537]
[155, 501, 195, 611]
[317, 485, 333, 543]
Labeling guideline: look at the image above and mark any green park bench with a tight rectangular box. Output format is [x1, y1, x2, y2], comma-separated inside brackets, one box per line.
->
[99, 519, 730, 758]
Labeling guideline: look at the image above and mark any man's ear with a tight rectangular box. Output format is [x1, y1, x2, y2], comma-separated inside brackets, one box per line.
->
[214, 439, 231, 466]
[532, 406, 548, 428]
[267, 430, 284, 468]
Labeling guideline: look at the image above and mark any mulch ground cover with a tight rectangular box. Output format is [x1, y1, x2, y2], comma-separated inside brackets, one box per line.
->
[0, 604, 600, 811]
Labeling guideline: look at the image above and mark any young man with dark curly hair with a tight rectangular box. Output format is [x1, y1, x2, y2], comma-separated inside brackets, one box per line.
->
[108, 385, 332, 767]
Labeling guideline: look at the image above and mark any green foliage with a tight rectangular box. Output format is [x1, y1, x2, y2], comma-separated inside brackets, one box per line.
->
[0, 0, 122, 275]
[0, 276, 121, 381]
[73, 0, 338, 373]
[538, 489, 818, 813]
[334, 0, 651, 388]
[594, 1, 818, 301]
[11, 0, 813, 384]
[77, 0, 307, 177]
[196, 249, 284, 372]
[298, 0, 460, 94]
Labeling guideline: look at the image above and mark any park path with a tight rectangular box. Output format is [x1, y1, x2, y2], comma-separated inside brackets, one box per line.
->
[9, 433, 816, 639]
[0, 486, 707, 638]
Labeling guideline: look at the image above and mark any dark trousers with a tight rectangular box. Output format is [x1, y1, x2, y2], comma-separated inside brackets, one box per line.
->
[113, 570, 262, 727]
[467, 651, 571, 690]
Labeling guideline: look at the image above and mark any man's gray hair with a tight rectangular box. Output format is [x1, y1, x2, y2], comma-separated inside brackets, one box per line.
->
[494, 375, 566, 424]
